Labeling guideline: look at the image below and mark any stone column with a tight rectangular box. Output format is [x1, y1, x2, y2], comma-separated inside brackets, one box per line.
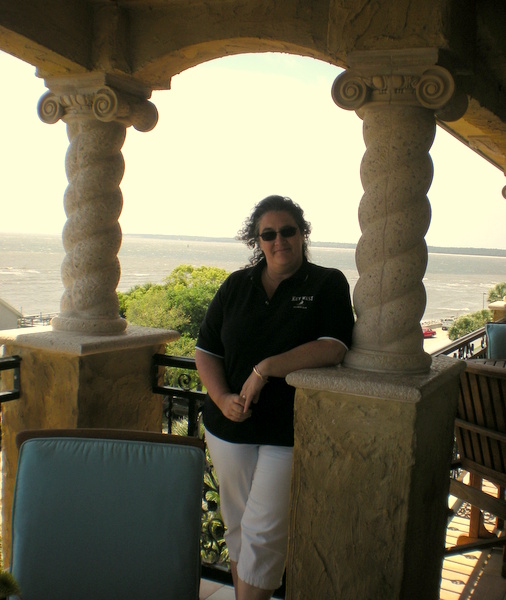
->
[0, 74, 167, 566]
[284, 50, 468, 600]
[37, 73, 158, 335]
[331, 49, 467, 374]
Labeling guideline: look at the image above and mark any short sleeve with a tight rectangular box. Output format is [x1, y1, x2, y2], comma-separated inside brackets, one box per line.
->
[315, 269, 354, 349]
[196, 280, 227, 357]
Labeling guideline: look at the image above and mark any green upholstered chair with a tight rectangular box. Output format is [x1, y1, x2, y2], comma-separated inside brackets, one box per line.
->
[8, 429, 205, 600]
[486, 322, 506, 359]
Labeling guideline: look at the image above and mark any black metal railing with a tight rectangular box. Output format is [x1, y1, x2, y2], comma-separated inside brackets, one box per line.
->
[152, 354, 206, 436]
[432, 326, 487, 360]
[0, 355, 21, 403]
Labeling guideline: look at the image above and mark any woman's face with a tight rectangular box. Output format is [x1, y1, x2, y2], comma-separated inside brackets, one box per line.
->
[257, 210, 304, 274]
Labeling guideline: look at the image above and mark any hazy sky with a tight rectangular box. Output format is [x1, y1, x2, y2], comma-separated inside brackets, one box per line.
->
[1, 50, 505, 249]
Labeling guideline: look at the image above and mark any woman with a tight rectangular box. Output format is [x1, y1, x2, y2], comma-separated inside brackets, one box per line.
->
[195, 195, 354, 600]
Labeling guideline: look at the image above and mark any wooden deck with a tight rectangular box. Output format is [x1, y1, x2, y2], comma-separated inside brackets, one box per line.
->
[441, 479, 506, 600]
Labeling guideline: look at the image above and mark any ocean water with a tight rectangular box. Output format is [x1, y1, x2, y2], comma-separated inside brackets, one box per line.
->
[1, 232, 505, 322]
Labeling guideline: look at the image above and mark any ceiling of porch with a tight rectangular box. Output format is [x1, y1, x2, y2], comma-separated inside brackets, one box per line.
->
[0, 0, 504, 176]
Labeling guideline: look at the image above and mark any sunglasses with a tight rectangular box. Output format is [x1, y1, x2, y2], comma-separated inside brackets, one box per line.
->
[259, 226, 299, 242]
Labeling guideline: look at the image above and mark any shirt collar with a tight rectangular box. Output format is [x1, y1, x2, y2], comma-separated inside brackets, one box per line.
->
[250, 257, 309, 286]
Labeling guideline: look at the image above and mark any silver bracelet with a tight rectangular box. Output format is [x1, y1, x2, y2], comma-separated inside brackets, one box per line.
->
[253, 365, 268, 382]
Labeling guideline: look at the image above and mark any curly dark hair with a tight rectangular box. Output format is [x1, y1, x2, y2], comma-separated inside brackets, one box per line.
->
[237, 195, 311, 265]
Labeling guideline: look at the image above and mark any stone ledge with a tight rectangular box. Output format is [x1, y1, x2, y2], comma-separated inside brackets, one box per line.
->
[0, 324, 179, 356]
[286, 354, 465, 403]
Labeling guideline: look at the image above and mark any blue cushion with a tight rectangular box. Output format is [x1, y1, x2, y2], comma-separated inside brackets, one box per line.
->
[10, 437, 204, 600]
[486, 322, 506, 359]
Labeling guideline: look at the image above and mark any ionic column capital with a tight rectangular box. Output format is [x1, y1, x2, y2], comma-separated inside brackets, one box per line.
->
[37, 72, 158, 132]
[332, 49, 467, 121]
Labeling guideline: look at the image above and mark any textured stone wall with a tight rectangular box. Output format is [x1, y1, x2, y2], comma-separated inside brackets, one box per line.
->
[288, 388, 414, 599]
[286, 358, 462, 599]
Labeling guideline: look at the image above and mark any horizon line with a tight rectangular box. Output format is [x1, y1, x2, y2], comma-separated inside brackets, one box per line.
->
[2, 230, 506, 256]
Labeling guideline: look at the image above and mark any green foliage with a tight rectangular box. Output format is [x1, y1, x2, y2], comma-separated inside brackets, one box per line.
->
[164, 265, 229, 339]
[118, 265, 229, 348]
[126, 288, 189, 331]
[167, 335, 197, 359]
[448, 309, 492, 341]
[165, 264, 228, 289]
[0, 571, 21, 598]
[447, 281, 505, 341]
[488, 282, 506, 303]
[118, 282, 162, 318]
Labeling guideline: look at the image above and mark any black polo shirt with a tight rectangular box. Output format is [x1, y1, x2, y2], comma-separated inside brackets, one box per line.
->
[196, 258, 354, 446]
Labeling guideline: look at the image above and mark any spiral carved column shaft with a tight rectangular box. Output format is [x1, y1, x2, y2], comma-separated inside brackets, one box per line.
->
[332, 50, 466, 373]
[37, 74, 158, 335]
[57, 117, 125, 334]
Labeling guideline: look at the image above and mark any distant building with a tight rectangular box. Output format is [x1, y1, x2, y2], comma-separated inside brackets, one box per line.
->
[0, 298, 22, 330]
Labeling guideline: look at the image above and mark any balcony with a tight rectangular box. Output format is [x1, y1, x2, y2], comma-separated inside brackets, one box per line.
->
[0, 326, 503, 599]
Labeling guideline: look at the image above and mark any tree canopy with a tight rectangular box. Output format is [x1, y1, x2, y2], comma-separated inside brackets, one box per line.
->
[488, 282, 506, 303]
[448, 309, 492, 341]
[118, 264, 229, 356]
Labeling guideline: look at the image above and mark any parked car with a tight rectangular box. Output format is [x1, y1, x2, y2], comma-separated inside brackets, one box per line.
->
[422, 326, 436, 338]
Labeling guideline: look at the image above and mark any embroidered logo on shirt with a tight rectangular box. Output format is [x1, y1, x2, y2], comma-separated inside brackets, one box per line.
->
[291, 295, 314, 309]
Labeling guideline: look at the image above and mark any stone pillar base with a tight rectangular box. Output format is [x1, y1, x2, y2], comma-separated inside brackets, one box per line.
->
[285, 355, 464, 600]
[0, 324, 178, 566]
[489, 300, 506, 322]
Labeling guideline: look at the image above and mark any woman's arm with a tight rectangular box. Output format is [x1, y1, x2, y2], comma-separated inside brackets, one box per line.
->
[240, 338, 347, 412]
[260, 338, 346, 377]
[195, 348, 251, 422]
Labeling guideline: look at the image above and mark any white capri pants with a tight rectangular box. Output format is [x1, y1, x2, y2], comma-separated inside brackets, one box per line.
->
[205, 428, 293, 590]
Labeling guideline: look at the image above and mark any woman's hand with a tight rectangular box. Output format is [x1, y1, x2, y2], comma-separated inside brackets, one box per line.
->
[240, 369, 268, 413]
[195, 350, 252, 422]
[218, 392, 252, 422]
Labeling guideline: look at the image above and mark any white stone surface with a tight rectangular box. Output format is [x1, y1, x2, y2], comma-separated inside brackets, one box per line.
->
[0, 324, 178, 355]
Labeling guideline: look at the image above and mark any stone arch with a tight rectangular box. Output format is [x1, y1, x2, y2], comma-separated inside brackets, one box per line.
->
[134, 40, 347, 91]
